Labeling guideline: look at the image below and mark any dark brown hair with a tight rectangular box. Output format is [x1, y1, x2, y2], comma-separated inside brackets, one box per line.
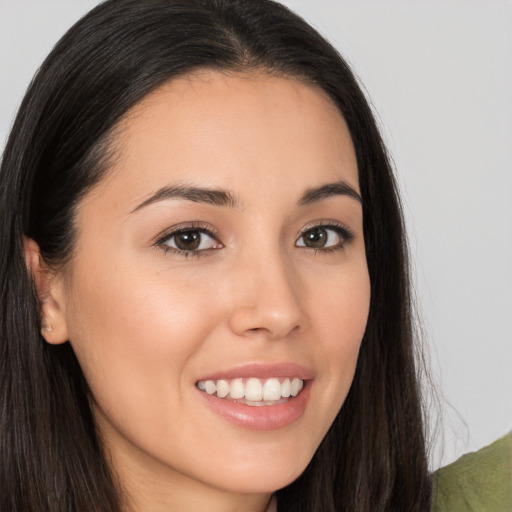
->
[0, 0, 431, 510]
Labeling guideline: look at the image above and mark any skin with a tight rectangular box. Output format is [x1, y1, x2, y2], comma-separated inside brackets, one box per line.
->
[29, 71, 371, 512]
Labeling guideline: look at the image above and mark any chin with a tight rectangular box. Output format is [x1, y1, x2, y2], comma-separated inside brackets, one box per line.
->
[208, 448, 312, 494]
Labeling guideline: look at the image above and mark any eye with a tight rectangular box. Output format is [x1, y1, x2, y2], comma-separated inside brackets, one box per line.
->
[296, 224, 353, 250]
[157, 225, 222, 255]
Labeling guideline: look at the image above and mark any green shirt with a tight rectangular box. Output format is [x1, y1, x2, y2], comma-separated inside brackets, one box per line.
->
[431, 431, 512, 511]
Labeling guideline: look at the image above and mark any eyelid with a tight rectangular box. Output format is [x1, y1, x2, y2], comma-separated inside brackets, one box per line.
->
[295, 220, 355, 249]
[154, 221, 218, 242]
[296, 220, 354, 240]
[154, 221, 222, 255]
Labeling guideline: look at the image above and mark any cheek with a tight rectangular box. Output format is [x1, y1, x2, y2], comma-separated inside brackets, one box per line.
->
[307, 260, 370, 410]
[312, 256, 370, 338]
[64, 256, 220, 421]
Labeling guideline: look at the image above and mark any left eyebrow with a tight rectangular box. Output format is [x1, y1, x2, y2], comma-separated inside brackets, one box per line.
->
[298, 180, 362, 206]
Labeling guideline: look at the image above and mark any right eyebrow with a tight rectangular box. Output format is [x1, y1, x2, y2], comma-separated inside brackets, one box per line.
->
[130, 184, 242, 213]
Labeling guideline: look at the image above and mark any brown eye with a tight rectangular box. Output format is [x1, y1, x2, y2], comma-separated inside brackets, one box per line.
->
[160, 228, 220, 253]
[174, 231, 201, 250]
[302, 227, 328, 248]
[296, 225, 351, 250]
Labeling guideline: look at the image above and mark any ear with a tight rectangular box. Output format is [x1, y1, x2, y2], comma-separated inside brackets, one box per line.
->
[23, 237, 69, 345]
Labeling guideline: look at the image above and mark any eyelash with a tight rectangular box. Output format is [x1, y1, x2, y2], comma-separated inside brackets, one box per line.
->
[154, 221, 354, 257]
[155, 222, 221, 258]
[298, 221, 355, 254]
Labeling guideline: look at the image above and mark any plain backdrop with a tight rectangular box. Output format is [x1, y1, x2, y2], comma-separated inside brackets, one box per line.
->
[1, 0, 511, 468]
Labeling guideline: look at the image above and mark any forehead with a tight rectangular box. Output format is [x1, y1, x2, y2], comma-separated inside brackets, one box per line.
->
[88, 70, 359, 212]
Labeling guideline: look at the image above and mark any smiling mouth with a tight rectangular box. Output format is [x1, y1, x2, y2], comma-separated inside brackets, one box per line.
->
[196, 377, 305, 406]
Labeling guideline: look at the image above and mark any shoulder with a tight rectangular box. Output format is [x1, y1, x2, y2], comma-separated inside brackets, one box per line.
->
[431, 431, 512, 512]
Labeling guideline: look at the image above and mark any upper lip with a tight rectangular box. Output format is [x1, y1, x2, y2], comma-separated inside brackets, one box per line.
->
[196, 362, 315, 382]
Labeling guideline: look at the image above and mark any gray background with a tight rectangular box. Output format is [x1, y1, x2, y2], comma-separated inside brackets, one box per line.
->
[1, 0, 511, 467]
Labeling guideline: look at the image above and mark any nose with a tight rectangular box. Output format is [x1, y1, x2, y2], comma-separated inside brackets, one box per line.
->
[227, 249, 307, 340]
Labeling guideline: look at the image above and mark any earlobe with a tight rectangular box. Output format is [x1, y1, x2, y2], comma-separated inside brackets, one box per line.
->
[23, 237, 69, 345]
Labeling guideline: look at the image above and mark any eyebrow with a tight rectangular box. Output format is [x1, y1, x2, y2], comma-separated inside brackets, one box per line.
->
[298, 180, 362, 206]
[131, 184, 241, 212]
[131, 179, 361, 213]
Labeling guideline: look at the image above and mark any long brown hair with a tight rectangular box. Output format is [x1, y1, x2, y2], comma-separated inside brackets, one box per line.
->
[0, 0, 431, 510]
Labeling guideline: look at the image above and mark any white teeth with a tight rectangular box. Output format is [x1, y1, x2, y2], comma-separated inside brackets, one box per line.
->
[263, 378, 282, 401]
[216, 379, 230, 398]
[205, 380, 216, 395]
[281, 378, 291, 398]
[291, 378, 303, 397]
[245, 378, 263, 401]
[196, 377, 305, 403]
[230, 378, 245, 399]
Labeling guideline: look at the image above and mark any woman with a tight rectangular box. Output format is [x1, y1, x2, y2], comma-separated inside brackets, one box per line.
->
[0, 0, 431, 510]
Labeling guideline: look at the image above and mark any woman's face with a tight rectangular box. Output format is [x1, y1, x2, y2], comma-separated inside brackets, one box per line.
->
[52, 72, 370, 505]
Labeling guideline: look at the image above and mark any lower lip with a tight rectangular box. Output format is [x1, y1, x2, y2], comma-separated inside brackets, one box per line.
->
[197, 382, 312, 430]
